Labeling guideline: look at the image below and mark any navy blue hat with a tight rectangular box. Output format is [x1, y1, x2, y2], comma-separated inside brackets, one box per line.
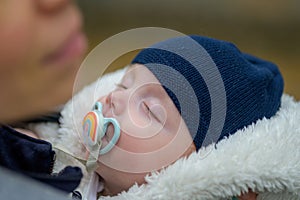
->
[131, 35, 284, 150]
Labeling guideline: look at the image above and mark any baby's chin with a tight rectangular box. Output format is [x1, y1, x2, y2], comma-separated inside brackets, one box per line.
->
[95, 162, 148, 196]
[94, 173, 122, 196]
[95, 175, 110, 196]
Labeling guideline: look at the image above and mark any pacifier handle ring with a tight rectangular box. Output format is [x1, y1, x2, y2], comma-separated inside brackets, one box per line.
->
[83, 101, 121, 156]
[99, 118, 121, 155]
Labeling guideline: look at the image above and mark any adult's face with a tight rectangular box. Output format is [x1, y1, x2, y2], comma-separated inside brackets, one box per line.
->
[0, 0, 87, 123]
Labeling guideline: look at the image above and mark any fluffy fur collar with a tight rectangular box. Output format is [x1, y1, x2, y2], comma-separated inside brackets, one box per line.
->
[31, 68, 300, 200]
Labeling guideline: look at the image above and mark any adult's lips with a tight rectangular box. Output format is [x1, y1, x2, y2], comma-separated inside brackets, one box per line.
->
[42, 5, 87, 68]
[43, 30, 87, 67]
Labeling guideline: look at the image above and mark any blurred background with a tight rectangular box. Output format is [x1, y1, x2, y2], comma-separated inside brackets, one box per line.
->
[77, 0, 299, 99]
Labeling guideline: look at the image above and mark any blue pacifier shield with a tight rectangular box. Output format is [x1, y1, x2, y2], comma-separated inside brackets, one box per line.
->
[82, 102, 121, 171]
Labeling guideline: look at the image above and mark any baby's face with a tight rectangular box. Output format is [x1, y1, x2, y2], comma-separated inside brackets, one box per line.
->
[95, 64, 195, 195]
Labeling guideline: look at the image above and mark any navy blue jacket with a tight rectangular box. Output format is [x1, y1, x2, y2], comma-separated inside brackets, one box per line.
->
[0, 125, 83, 193]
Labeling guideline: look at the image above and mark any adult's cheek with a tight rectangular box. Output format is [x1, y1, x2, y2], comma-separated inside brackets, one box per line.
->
[0, 1, 36, 72]
[3, 62, 79, 123]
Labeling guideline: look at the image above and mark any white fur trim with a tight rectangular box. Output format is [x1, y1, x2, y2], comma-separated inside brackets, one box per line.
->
[100, 95, 300, 200]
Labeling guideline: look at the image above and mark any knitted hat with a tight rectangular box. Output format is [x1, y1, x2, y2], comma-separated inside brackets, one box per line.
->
[131, 35, 284, 150]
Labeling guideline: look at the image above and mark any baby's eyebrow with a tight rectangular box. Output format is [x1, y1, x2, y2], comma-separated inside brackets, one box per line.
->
[119, 67, 131, 81]
[126, 64, 135, 72]
[119, 65, 136, 85]
[124, 64, 136, 75]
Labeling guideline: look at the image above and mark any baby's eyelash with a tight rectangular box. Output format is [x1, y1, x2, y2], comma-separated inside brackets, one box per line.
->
[115, 83, 127, 89]
[142, 102, 161, 123]
[143, 102, 151, 113]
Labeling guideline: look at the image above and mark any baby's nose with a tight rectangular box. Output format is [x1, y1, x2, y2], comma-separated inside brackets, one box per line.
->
[108, 90, 128, 116]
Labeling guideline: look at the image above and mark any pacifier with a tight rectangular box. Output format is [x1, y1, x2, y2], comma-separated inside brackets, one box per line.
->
[82, 102, 120, 171]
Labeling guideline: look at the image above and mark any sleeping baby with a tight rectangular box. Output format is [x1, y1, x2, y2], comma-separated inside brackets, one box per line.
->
[16, 35, 284, 200]
[89, 35, 283, 197]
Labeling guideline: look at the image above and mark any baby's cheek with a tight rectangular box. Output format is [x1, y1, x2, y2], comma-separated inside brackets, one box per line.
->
[115, 130, 168, 154]
[115, 132, 140, 153]
[119, 115, 163, 139]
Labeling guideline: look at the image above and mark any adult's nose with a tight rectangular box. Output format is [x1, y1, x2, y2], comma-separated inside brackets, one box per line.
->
[36, 0, 71, 13]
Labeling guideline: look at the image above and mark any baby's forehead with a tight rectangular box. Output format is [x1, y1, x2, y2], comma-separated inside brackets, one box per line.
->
[124, 64, 142, 75]
[122, 64, 158, 83]
[121, 64, 173, 100]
